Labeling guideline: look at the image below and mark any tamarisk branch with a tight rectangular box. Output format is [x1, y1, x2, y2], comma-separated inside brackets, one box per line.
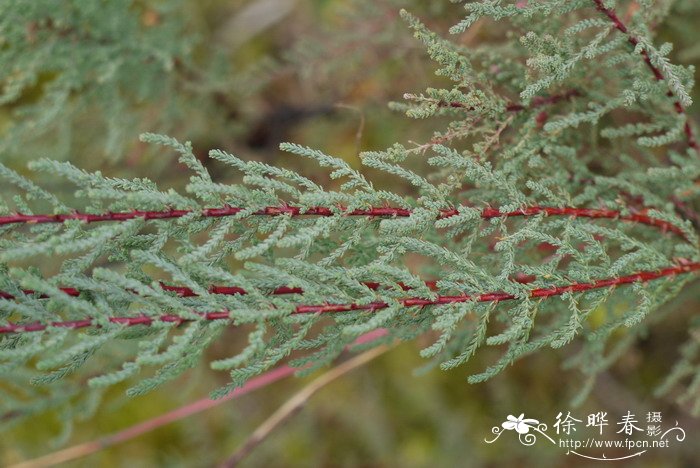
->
[592, 0, 698, 151]
[0, 204, 687, 237]
[2, 261, 697, 335]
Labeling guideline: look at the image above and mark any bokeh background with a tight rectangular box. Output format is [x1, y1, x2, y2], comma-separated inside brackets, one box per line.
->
[2, 0, 700, 466]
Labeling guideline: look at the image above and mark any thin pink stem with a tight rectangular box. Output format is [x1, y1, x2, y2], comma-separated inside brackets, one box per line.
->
[2, 262, 697, 334]
[8, 329, 388, 467]
[0, 204, 687, 236]
[440, 89, 580, 112]
[0, 281, 441, 301]
[592, 0, 698, 151]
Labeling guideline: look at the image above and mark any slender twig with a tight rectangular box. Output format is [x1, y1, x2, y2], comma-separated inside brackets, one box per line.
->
[219, 345, 390, 468]
[0, 280, 441, 301]
[672, 198, 700, 231]
[476, 114, 515, 160]
[0, 203, 694, 334]
[591, 0, 698, 151]
[9, 330, 388, 468]
[9, 366, 296, 468]
[2, 262, 697, 334]
[435, 89, 580, 113]
[0, 272, 541, 303]
[0, 204, 687, 237]
[334, 103, 366, 155]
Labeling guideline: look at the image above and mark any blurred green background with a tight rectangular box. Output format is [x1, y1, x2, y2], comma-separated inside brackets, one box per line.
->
[2, 0, 700, 466]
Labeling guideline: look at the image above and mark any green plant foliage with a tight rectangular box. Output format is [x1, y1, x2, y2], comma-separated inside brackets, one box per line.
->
[0, 1, 195, 163]
[1, 0, 699, 439]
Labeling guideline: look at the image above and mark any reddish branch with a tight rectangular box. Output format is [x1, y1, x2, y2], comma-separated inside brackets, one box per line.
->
[0, 281, 441, 301]
[2, 262, 697, 334]
[8, 366, 298, 468]
[592, 0, 698, 151]
[438, 90, 580, 113]
[0, 202, 694, 334]
[506, 90, 581, 112]
[9, 329, 388, 467]
[0, 204, 686, 236]
[672, 196, 700, 230]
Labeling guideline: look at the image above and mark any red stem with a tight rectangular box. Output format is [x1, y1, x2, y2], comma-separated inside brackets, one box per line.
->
[2, 262, 697, 334]
[6, 329, 388, 464]
[506, 90, 581, 112]
[0, 281, 441, 301]
[1, 202, 693, 334]
[591, 0, 698, 150]
[439, 90, 579, 113]
[0, 204, 687, 236]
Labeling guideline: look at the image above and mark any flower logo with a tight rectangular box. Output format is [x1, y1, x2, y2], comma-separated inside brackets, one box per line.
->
[502, 414, 540, 434]
[486, 413, 553, 445]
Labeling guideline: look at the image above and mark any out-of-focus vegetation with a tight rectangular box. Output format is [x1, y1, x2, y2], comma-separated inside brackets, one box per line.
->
[2, 0, 700, 466]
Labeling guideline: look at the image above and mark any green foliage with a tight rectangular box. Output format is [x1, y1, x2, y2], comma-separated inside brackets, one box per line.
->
[0, 1, 192, 163]
[1, 0, 700, 441]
